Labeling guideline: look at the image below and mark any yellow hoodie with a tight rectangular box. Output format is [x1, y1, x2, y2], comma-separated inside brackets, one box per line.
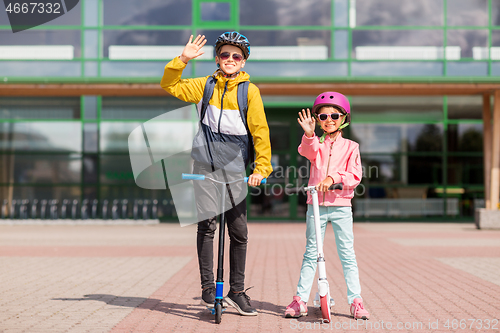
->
[160, 56, 273, 178]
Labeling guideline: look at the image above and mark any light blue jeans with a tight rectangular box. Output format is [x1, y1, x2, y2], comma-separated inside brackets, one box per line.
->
[296, 205, 361, 305]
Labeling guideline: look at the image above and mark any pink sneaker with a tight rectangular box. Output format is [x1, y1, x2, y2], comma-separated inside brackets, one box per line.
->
[350, 298, 370, 320]
[285, 296, 308, 318]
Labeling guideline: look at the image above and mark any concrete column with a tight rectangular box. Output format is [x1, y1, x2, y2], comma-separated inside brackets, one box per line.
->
[491, 91, 500, 210]
[483, 94, 492, 209]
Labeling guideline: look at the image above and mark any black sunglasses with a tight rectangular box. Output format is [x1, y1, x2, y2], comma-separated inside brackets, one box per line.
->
[317, 113, 343, 121]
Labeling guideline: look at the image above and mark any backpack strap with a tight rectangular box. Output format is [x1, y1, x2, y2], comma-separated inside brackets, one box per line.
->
[237, 81, 254, 166]
[237, 81, 250, 130]
[201, 78, 249, 131]
[200, 76, 217, 122]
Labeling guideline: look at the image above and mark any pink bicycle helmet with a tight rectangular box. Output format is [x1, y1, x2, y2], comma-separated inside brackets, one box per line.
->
[312, 91, 351, 129]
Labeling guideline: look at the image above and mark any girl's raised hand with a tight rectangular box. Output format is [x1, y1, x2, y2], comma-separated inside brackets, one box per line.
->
[180, 35, 207, 64]
[298, 108, 316, 138]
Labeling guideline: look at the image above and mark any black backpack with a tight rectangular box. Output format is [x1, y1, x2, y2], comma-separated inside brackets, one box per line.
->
[200, 76, 250, 132]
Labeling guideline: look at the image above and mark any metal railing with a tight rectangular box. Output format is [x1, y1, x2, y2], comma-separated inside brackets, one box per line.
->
[0, 199, 173, 220]
[353, 198, 460, 217]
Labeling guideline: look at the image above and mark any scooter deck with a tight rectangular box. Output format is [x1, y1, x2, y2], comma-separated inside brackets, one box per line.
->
[204, 301, 228, 310]
[313, 292, 335, 308]
[209, 306, 227, 314]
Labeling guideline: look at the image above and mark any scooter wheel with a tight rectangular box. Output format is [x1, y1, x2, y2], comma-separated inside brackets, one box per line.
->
[320, 295, 331, 323]
[215, 303, 222, 324]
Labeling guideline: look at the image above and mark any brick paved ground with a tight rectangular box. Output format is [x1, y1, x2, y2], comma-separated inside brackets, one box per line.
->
[0, 222, 499, 333]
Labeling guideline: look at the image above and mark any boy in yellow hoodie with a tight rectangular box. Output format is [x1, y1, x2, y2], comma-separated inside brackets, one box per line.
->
[161, 32, 272, 316]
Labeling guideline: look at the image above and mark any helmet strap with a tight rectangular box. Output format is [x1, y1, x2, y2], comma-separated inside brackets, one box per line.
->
[215, 68, 240, 78]
[319, 132, 327, 143]
[319, 131, 339, 143]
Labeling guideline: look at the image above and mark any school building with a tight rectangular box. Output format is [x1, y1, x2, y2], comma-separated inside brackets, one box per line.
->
[1, 0, 499, 222]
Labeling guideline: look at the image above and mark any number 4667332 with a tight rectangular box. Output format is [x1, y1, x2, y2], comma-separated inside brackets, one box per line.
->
[444, 319, 498, 330]
[5, 2, 61, 14]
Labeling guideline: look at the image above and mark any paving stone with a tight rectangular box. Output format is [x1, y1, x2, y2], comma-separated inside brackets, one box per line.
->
[0, 222, 498, 332]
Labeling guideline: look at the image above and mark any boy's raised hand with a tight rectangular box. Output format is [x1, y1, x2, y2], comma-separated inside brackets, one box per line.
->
[298, 108, 316, 138]
[179, 35, 207, 64]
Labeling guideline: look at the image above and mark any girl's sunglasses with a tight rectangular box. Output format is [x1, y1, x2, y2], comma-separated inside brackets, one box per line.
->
[219, 52, 243, 62]
[317, 113, 343, 121]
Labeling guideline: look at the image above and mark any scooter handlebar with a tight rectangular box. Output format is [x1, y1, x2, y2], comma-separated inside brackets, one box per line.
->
[245, 177, 267, 184]
[288, 183, 344, 194]
[328, 183, 343, 190]
[182, 173, 267, 184]
[182, 173, 205, 180]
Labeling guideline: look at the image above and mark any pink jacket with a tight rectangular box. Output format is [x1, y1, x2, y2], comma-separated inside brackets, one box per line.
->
[298, 133, 362, 206]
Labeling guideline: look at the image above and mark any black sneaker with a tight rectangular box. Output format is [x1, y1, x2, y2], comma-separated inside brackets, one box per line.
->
[201, 287, 215, 307]
[224, 287, 258, 316]
[201, 287, 228, 308]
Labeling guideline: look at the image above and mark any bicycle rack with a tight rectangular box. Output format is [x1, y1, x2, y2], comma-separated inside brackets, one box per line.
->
[112, 199, 119, 220]
[1, 197, 164, 221]
[81, 199, 89, 220]
[1, 200, 7, 219]
[9, 200, 17, 219]
[19, 200, 29, 219]
[102, 200, 109, 219]
[49, 200, 58, 219]
[91, 200, 98, 219]
[71, 200, 78, 220]
[40, 200, 47, 219]
[142, 200, 149, 220]
[61, 199, 69, 219]
[151, 200, 158, 219]
[30, 199, 38, 219]
[121, 199, 128, 219]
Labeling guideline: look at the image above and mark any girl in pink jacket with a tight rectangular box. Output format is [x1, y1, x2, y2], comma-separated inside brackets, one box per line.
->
[285, 92, 369, 320]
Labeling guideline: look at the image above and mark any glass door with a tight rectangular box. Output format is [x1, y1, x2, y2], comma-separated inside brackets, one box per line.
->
[248, 108, 301, 220]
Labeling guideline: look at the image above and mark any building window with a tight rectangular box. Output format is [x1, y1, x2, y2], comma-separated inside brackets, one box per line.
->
[201, 2, 231, 21]
[240, 0, 331, 26]
[354, 0, 443, 26]
[446, 0, 488, 26]
[103, 0, 192, 26]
